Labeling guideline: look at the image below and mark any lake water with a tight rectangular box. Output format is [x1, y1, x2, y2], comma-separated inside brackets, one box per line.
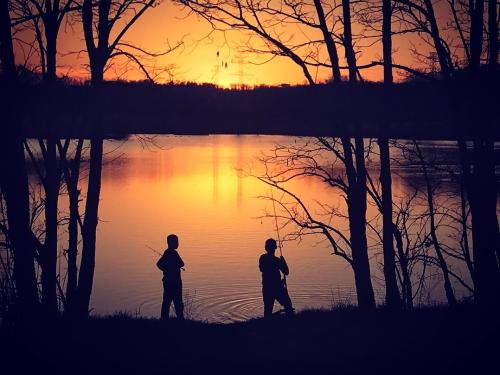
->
[27, 135, 475, 322]
[92, 135, 362, 322]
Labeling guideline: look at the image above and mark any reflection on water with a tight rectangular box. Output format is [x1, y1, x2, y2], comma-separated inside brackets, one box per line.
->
[91, 135, 361, 321]
[45, 136, 469, 322]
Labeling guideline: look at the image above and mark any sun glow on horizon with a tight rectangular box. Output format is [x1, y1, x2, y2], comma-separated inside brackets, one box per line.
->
[11, 1, 450, 86]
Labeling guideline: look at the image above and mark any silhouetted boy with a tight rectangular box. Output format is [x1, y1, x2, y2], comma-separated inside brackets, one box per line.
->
[259, 238, 294, 318]
[157, 234, 184, 320]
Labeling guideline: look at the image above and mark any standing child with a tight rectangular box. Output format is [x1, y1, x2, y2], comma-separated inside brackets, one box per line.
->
[259, 238, 294, 318]
[157, 234, 185, 320]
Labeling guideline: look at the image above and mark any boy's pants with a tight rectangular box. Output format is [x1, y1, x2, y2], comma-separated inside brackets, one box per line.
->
[263, 283, 293, 318]
[161, 282, 184, 320]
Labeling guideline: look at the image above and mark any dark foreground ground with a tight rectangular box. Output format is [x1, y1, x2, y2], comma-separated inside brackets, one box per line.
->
[1, 306, 499, 375]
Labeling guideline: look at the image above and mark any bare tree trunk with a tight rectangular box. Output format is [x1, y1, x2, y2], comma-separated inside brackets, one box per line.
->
[458, 174, 475, 289]
[382, 0, 393, 84]
[76, 137, 103, 318]
[342, 0, 357, 82]
[343, 7, 366, 308]
[422, 0, 452, 78]
[393, 224, 413, 308]
[380, 7, 402, 308]
[0, 139, 40, 315]
[0, 0, 16, 82]
[379, 138, 402, 308]
[40, 138, 60, 315]
[90, 61, 105, 86]
[470, 0, 485, 71]
[0, 0, 39, 315]
[74, 0, 155, 317]
[464, 140, 500, 306]
[45, 25, 57, 83]
[415, 142, 457, 305]
[74, 0, 109, 318]
[58, 139, 83, 315]
[488, 0, 498, 70]
[313, 0, 341, 83]
[342, 137, 376, 309]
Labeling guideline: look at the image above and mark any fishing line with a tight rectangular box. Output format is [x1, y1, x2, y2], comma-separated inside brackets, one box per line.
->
[148, 244, 186, 271]
[146, 244, 163, 257]
[270, 187, 283, 257]
[270, 187, 287, 287]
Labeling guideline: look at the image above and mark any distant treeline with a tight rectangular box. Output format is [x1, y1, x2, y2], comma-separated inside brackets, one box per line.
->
[5, 77, 499, 139]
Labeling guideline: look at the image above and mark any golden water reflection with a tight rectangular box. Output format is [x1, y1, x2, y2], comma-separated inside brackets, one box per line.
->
[88, 135, 461, 321]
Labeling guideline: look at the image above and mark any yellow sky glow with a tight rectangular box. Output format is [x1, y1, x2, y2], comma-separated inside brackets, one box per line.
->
[13, 1, 452, 86]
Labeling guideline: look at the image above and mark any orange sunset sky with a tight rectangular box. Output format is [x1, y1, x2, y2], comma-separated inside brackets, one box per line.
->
[14, 1, 453, 87]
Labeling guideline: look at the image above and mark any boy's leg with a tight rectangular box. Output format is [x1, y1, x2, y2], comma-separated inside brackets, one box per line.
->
[263, 287, 275, 318]
[172, 285, 184, 320]
[276, 285, 294, 314]
[161, 284, 173, 320]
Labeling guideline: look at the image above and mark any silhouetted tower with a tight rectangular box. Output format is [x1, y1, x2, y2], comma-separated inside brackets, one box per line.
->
[231, 54, 252, 89]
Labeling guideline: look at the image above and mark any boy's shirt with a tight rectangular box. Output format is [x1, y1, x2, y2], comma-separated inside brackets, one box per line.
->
[259, 253, 288, 287]
[157, 249, 184, 285]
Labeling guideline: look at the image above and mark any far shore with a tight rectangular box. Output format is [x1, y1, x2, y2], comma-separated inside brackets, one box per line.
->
[4, 80, 499, 140]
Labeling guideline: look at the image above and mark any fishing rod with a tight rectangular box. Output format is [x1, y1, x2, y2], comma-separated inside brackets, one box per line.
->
[270, 188, 283, 257]
[270, 187, 287, 287]
[146, 244, 185, 271]
[146, 244, 163, 257]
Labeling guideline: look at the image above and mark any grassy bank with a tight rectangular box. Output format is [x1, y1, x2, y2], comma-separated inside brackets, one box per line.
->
[1, 305, 498, 375]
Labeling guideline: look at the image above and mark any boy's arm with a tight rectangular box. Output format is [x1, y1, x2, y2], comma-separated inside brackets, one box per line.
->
[178, 253, 185, 268]
[259, 255, 265, 273]
[279, 256, 289, 276]
[156, 254, 167, 272]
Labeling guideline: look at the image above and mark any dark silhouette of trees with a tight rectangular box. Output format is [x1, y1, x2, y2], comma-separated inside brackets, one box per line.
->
[393, 141, 476, 304]
[11, 0, 78, 82]
[392, 0, 453, 78]
[0, 0, 39, 317]
[2, 0, 168, 320]
[339, 1, 374, 309]
[414, 142, 457, 305]
[10, 0, 79, 315]
[1, 0, 497, 321]
[341, 138, 376, 308]
[378, 0, 403, 309]
[444, 0, 500, 307]
[382, 0, 392, 84]
[9, 0, 80, 318]
[74, 0, 157, 318]
[179, 0, 319, 83]
[23, 139, 63, 316]
[178, 0, 370, 83]
[9, 0, 79, 317]
[180, 0, 489, 311]
[341, 0, 357, 82]
[57, 139, 84, 315]
[313, 0, 341, 82]
[378, 138, 403, 308]
[469, 0, 484, 72]
[459, 141, 500, 307]
[0, 0, 16, 81]
[392, 203, 413, 308]
[256, 138, 377, 309]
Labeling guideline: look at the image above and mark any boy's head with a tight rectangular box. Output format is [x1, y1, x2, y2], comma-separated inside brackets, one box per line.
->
[167, 234, 179, 250]
[265, 238, 277, 254]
